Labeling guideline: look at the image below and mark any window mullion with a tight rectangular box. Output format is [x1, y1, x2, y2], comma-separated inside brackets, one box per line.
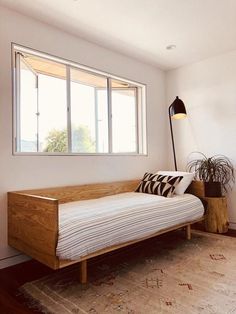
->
[107, 78, 113, 153]
[66, 66, 72, 153]
[15, 52, 21, 152]
[135, 87, 139, 154]
[36, 75, 39, 152]
[94, 88, 99, 153]
[13, 45, 146, 156]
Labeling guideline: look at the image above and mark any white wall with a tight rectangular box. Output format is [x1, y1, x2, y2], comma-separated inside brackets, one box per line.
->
[0, 6, 167, 266]
[166, 50, 236, 228]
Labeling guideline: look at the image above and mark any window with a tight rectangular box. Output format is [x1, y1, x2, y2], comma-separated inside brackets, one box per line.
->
[13, 45, 147, 155]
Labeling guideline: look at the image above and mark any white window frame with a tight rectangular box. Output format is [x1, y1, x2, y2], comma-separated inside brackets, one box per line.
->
[12, 43, 147, 156]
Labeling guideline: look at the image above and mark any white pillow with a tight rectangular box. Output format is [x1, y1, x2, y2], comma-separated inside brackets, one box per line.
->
[156, 171, 194, 195]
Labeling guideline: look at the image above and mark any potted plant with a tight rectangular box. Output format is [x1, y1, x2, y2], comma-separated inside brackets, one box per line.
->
[187, 152, 235, 197]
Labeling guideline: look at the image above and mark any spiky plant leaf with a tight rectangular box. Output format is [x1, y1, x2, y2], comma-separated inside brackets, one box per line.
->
[187, 152, 235, 194]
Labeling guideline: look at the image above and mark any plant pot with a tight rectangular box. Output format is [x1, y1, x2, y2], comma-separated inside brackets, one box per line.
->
[204, 182, 222, 197]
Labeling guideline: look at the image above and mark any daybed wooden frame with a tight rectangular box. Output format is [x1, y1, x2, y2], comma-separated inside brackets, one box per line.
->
[8, 179, 205, 284]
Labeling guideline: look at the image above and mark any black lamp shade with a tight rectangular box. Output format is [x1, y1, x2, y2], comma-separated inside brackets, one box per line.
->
[168, 96, 187, 171]
[169, 96, 187, 119]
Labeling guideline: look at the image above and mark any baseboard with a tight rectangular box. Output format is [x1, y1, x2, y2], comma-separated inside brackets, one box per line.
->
[0, 254, 31, 269]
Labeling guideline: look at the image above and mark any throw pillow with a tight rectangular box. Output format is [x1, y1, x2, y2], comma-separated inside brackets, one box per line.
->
[157, 171, 194, 195]
[136, 172, 183, 197]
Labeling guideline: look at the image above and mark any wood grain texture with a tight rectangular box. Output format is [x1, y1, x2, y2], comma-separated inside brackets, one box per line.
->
[186, 180, 205, 198]
[205, 197, 229, 233]
[8, 180, 139, 272]
[186, 224, 191, 240]
[79, 260, 87, 284]
[8, 193, 59, 269]
[15, 180, 140, 204]
[8, 178, 205, 283]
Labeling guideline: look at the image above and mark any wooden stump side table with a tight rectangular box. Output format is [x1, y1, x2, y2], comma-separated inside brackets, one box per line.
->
[204, 196, 229, 233]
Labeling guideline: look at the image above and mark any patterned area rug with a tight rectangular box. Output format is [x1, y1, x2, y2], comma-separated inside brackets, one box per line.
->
[20, 231, 236, 313]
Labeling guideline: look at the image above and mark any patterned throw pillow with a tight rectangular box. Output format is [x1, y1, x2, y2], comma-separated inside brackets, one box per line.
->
[136, 172, 183, 197]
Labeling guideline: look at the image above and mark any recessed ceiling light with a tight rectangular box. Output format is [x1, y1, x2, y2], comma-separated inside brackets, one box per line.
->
[166, 44, 176, 50]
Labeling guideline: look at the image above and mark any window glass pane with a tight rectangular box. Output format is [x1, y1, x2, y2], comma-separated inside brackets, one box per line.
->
[111, 79, 137, 153]
[38, 71, 67, 153]
[19, 57, 38, 152]
[14, 46, 146, 155]
[97, 89, 109, 153]
[70, 68, 108, 153]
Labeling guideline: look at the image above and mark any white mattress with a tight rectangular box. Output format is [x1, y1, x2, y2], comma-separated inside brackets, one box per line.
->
[57, 192, 204, 260]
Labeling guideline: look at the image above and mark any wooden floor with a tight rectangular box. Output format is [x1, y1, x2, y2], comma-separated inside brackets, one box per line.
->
[1, 228, 236, 314]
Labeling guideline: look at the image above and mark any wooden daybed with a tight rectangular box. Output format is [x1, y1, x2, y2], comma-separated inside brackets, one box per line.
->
[8, 179, 204, 284]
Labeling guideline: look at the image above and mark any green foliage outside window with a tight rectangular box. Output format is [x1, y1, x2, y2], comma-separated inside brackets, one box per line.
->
[44, 125, 95, 153]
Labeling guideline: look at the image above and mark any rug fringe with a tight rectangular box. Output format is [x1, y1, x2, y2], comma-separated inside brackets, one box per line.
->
[18, 286, 53, 314]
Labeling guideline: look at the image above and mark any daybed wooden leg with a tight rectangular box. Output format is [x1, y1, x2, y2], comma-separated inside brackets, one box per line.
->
[79, 260, 87, 284]
[186, 224, 191, 240]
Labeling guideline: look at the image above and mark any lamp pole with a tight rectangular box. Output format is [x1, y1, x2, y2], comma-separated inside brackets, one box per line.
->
[169, 105, 178, 171]
[168, 96, 187, 171]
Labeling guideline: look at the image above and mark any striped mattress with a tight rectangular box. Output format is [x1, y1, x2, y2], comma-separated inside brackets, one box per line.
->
[57, 192, 204, 260]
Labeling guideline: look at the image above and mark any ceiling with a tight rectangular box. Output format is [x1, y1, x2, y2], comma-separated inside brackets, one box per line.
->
[1, 0, 236, 70]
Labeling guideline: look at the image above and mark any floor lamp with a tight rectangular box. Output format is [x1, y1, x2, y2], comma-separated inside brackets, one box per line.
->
[168, 96, 187, 171]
